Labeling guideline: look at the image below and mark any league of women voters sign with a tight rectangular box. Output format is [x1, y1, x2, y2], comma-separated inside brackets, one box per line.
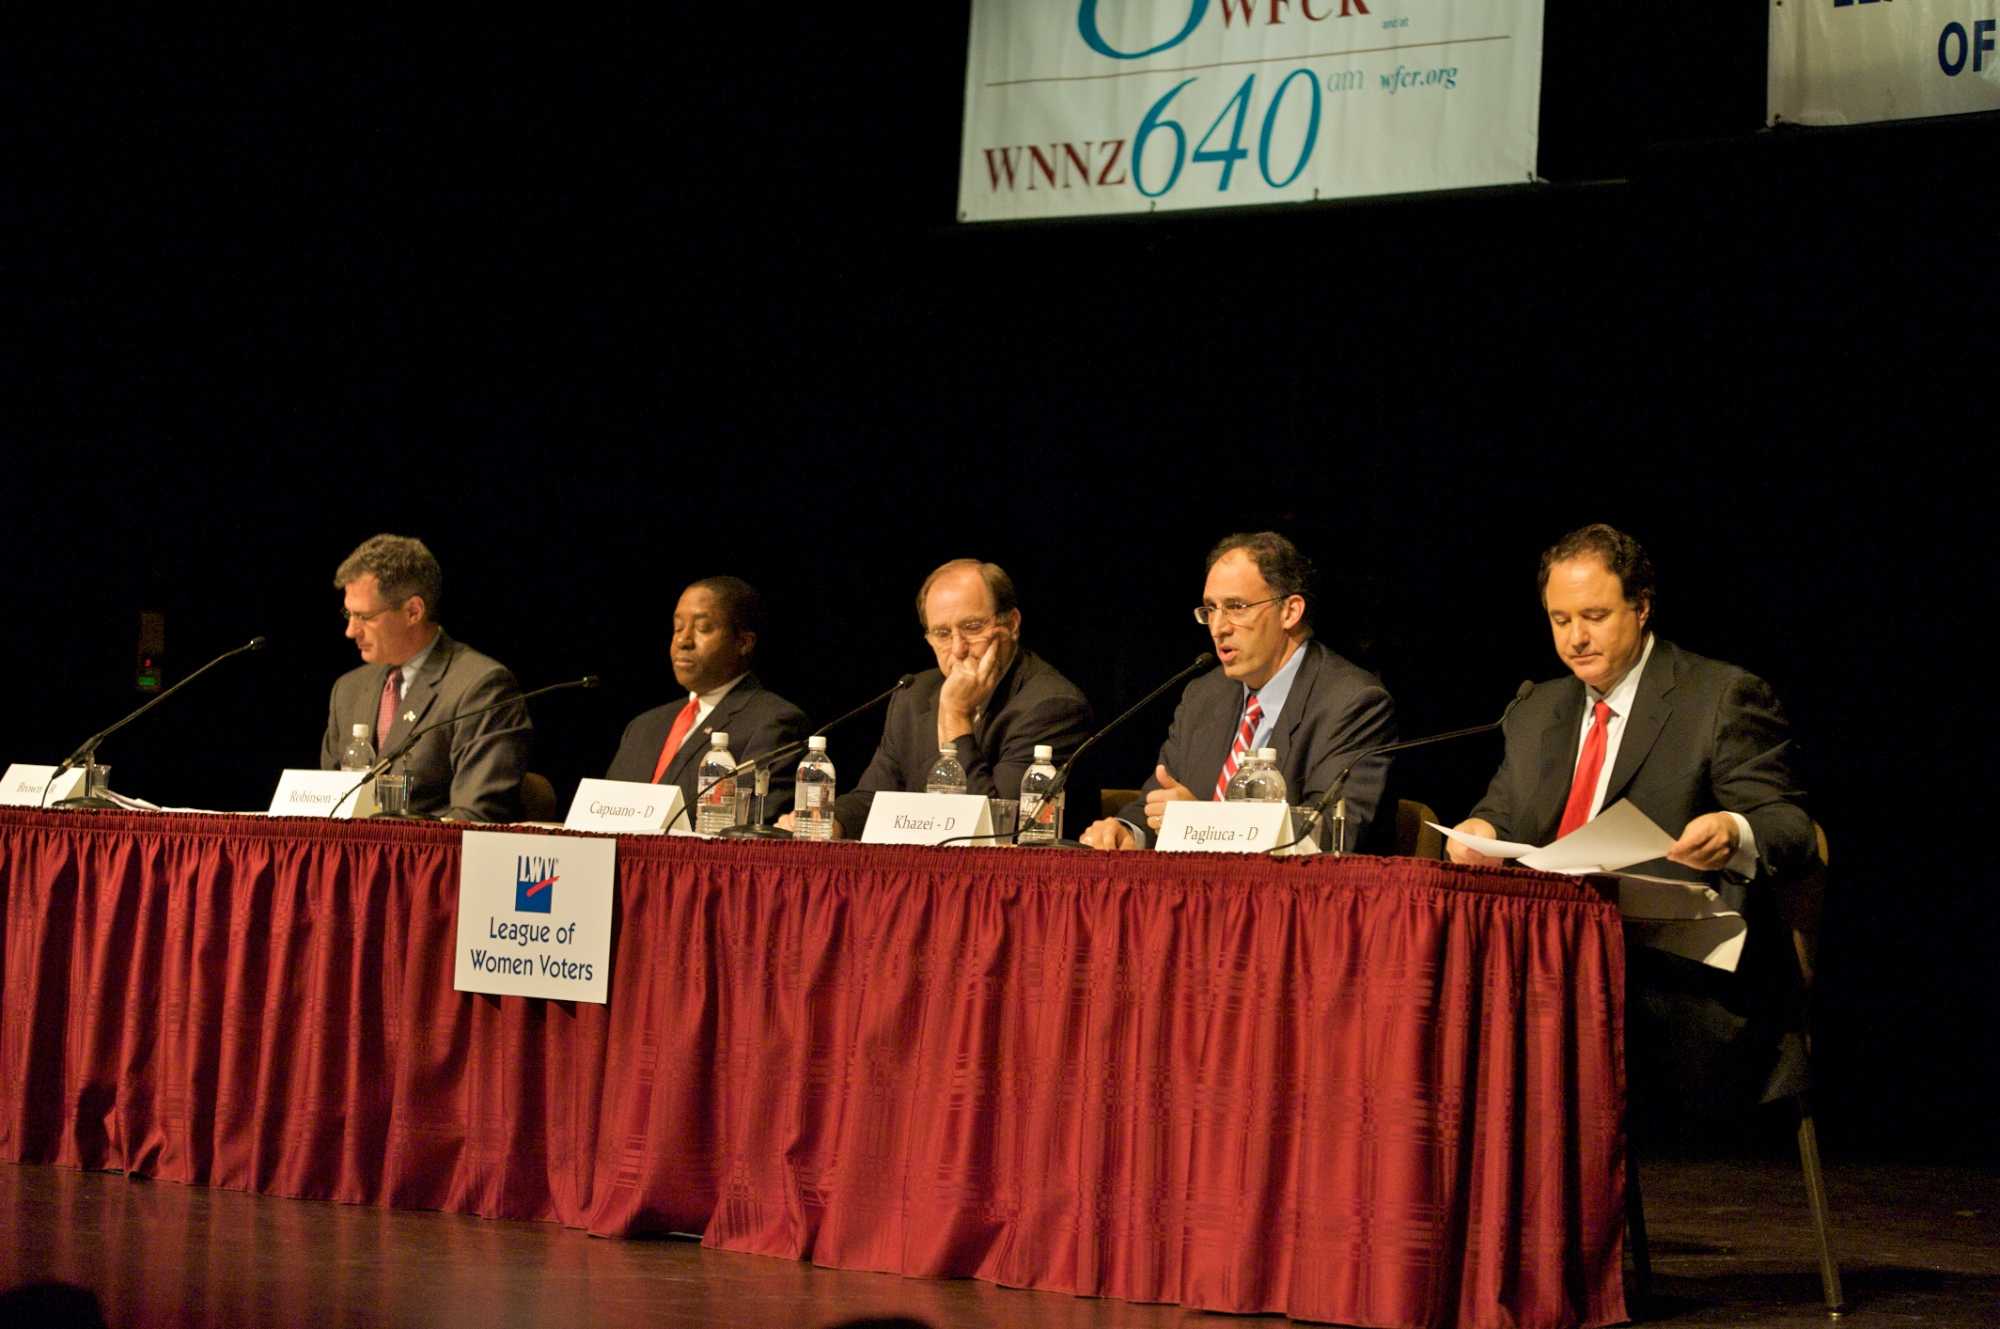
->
[455, 830, 615, 1004]
[958, 0, 1546, 222]
[1769, 0, 2000, 126]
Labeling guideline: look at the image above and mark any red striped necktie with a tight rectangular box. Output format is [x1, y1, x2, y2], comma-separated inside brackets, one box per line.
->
[1213, 694, 1263, 800]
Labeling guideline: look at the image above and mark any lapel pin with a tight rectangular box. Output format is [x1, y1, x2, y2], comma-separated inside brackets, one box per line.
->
[403, 710, 417, 724]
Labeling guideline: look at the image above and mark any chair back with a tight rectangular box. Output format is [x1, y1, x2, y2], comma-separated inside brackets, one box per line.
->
[519, 772, 558, 823]
[1099, 787, 1143, 821]
[1396, 799, 1444, 859]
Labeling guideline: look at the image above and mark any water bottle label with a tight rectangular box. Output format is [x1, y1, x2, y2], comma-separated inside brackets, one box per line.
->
[799, 783, 829, 811]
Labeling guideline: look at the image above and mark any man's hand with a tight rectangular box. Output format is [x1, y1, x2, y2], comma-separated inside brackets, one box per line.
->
[938, 628, 1017, 746]
[775, 812, 847, 840]
[1667, 812, 1739, 871]
[1143, 764, 1197, 831]
[1079, 818, 1139, 850]
[1446, 817, 1502, 866]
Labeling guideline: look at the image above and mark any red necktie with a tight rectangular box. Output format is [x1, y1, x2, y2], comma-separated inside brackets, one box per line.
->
[651, 697, 701, 783]
[1213, 694, 1264, 800]
[1556, 699, 1613, 838]
[376, 668, 402, 751]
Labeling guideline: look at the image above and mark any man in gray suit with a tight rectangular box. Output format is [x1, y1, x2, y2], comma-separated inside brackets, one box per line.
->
[1080, 531, 1397, 852]
[320, 533, 530, 822]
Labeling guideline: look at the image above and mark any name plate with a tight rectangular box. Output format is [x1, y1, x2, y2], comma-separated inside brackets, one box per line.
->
[1157, 801, 1317, 856]
[456, 829, 614, 1003]
[861, 791, 994, 847]
[564, 778, 691, 836]
[268, 769, 377, 819]
[0, 764, 87, 808]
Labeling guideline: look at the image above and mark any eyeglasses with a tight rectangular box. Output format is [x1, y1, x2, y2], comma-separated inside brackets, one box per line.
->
[340, 604, 402, 627]
[1193, 596, 1286, 627]
[925, 617, 995, 646]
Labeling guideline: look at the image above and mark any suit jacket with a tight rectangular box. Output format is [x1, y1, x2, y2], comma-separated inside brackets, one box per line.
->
[834, 648, 1092, 833]
[320, 630, 530, 822]
[1121, 638, 1397, 850]
[604, 673, 810, 820]
[1469, 637, 1813, 906]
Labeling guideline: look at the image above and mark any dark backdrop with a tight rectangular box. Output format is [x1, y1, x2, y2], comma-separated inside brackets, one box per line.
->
[9, 12, 1990, 1164]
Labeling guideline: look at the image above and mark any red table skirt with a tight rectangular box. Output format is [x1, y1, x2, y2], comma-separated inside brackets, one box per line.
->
[0, 809, 1627, 1328]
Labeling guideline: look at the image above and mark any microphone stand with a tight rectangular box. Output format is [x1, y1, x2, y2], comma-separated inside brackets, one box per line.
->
[331, 674, 599, 819]
[671, 674, 914, 838]
[928, 652, 1216, 850]
[1012, 651, 1215, 847]
[1269, 681, 1534, 856]
[49, 636, 269, 811]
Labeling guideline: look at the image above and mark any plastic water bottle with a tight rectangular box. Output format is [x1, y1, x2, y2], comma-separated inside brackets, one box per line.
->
[1018, 743, 1062, 844]
[793, 736, 836, 841]
[925, 744, 966, 795]
[697, 731, 739, 835]
[1226, 746, 1288, 803]
[340, 723, 375, 772]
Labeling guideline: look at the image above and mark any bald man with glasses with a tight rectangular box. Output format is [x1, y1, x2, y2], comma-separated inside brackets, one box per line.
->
[1080, 531, 1397, 851]
[811, 558, 1092, 839]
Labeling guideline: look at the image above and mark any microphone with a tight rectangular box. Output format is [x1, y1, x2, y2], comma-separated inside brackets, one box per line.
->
[672, 673, 916, 837]
[48, 636, 270, 811]
[332, 674, 599, 818]
[930, 652, 1216, 850]
[1011, 651, 1215, 846]
[1272, 680, 1534, 856]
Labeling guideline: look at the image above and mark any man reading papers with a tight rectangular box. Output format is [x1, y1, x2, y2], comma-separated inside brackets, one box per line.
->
[1449, 522, 1816, 1121]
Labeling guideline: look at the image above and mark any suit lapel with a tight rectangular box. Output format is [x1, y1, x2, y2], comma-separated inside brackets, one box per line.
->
[1600, 640, 1676, 809]
[383, 632, 451, 752]
[1530, 680, 1587, 841]
[1268, 640, 1319, 778]
[1194, 679, 1249, 796]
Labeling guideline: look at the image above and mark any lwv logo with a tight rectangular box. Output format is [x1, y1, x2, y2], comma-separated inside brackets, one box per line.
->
[514, 854, 559, 914]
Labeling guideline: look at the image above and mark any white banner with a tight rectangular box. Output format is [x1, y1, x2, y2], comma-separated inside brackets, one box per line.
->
[958, 0, 1545, 222]
[1770, 1, 2000, 126]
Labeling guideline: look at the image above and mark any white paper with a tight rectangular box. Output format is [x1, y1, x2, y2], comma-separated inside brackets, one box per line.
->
[1429, 821, 1537, 860]
[1517, 799, 1676, 873]
[1433, 802, 1742, 970]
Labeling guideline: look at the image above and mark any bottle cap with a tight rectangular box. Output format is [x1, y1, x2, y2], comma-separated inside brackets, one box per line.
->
[711, 732, 729, 747]
[807, 735, 827, 751]
[1255, 747, 1278, 761]
[939, 743, 957, 755]
[352, 723, 371, 739]
[1033, 744, 1053, 760]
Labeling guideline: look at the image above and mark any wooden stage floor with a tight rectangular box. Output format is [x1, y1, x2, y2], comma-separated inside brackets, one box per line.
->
[3, 1155, 1994, 1328]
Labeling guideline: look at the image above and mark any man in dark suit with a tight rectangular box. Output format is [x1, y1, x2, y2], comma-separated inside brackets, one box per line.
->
[1448, 523, 1814, 895]
[808, 559, 1092, 838]
[1080, 531, 1397, 852]
[321, 534, 529, 822]
[604, 576, 809, 822]
[1450, 522, 1814, 1120]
